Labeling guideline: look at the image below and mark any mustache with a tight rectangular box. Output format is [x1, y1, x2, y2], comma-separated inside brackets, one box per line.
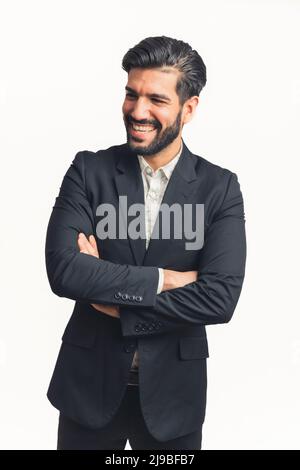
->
[126, 116, 160, 128]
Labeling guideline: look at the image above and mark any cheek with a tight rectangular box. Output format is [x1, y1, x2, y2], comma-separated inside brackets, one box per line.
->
[122, 101, 131, 115]
[122, 101, 128, 114]
[157, 109, 174, 127]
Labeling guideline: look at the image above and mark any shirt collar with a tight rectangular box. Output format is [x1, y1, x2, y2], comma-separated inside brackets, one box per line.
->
[137, 139, 183, 180]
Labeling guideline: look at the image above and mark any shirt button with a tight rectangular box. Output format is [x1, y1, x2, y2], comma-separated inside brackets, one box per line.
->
[146, 167, 152, 176]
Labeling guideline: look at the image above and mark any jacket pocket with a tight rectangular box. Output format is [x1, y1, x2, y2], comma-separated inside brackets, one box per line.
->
[179, 336, 209, 360]
[61, 303, 97, 349]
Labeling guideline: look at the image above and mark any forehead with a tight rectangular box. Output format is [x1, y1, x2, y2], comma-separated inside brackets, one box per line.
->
[126, 67, 180, 97]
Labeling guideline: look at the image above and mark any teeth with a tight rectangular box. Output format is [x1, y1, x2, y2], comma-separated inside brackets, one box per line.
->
[132, 124, 155, 132]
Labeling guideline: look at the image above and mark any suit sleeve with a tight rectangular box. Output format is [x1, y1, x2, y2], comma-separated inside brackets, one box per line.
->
[45, 151, 159, 306]
[119, 171, 247, 336]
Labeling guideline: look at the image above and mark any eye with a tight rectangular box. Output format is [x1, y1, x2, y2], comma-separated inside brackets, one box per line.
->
[151, 98, 164, 104]
[125, 93, 136, 99]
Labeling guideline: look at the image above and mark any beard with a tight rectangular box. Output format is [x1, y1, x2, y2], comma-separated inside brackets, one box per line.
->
[124, 108, 182, 156]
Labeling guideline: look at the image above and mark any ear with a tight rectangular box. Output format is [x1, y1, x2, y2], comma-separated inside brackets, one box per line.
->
[182, 96, 199, 125]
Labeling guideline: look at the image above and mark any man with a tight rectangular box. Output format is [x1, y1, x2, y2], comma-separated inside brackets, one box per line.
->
[45, 36, 246, 450]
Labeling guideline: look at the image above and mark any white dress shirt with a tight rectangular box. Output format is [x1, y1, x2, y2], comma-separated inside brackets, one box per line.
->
[128, 139, 183, 383]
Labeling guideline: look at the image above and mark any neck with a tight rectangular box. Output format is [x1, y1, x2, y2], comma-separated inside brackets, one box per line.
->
[142, 135, 182, 171]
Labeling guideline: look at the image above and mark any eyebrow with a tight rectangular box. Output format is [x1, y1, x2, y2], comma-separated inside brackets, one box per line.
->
[125, 86, 171, 103]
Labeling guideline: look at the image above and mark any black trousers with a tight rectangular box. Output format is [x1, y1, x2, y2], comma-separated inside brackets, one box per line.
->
[57, 385, 202, 450]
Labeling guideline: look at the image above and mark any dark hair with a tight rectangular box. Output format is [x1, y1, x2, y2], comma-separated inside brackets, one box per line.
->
[122, 36, 207, 105]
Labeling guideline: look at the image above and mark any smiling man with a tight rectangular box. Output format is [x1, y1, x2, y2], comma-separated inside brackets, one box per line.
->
[45, 36, 246, 450]
[123, 67, 185, 162]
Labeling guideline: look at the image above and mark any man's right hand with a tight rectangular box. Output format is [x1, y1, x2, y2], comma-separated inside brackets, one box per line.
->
[162, 269, 198, 291]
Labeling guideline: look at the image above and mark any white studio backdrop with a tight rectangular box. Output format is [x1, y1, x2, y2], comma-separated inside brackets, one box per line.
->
[0, 0, 299, 450]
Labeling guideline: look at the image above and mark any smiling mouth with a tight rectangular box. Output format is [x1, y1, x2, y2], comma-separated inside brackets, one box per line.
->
[129, 122, 157, 133]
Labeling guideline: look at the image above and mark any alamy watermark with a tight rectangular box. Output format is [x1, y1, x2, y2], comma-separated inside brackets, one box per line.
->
[95, 196, 204, 250]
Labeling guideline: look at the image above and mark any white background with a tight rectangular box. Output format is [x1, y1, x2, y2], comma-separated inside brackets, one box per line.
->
[0, 0, 299, 450]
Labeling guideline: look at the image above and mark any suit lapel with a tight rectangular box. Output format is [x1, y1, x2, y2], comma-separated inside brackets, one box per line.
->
[142, 140, 199, 266]
[114, 144, 147, 266]
[114, 140, 199, 267]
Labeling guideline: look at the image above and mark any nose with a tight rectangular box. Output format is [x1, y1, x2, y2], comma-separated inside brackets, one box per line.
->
[129, 97, 151, 122]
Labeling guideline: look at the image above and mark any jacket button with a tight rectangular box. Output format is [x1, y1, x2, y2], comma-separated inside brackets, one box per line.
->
[135, 296, 143, 302]
[114, 292, 121, 299]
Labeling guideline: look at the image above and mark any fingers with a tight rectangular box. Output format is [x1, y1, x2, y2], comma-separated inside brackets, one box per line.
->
[89, 235, 100, 258]
[89, 235, 96, 248]
[77, 233, 100, 258]
[91, 303, 120, 318]
[78, 233, 94, 255]
[187, 271, 198, 283]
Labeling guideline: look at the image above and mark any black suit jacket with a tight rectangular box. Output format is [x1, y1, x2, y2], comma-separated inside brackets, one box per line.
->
[45, 139, 246, 441]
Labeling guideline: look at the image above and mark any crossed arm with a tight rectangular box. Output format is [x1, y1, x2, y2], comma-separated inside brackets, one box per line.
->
[45, 151, 246, 335]
[77, 232, 198, 318]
